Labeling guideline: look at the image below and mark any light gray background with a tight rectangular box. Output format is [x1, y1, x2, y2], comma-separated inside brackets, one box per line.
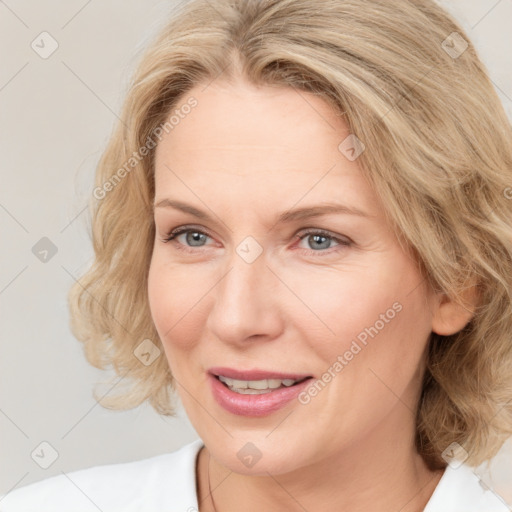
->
[1, 0, 511, 503]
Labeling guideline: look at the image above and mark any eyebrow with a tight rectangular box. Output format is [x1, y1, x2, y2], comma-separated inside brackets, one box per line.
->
[154, 198, 373, 224]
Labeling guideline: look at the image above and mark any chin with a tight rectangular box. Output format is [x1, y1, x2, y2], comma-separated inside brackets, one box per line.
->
[208, 437, 304, 476]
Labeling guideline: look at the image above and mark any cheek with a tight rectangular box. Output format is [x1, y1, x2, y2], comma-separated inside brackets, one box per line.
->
[147, 254, 209, 354]
[288, 253, 431, 368]
[289, 267, 432, 440]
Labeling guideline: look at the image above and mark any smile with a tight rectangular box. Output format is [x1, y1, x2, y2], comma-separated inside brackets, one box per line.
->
[217, 375, 310, 394]
[208, 371, 314, 416]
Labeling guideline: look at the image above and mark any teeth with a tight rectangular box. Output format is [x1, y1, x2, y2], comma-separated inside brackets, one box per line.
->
[218, 375, 300, 393]
[230, 388, 273, 395]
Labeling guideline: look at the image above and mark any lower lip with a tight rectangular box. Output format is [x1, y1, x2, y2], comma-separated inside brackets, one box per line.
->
[208, 374, 313, 417]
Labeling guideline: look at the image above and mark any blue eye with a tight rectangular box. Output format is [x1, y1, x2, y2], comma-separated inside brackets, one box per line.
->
[162, 227, 213, 252]
[161, 226, 352, 257]
[302, 232, 335, 250]
[296, 229, 352, 255]
[177, 230, 208, 247]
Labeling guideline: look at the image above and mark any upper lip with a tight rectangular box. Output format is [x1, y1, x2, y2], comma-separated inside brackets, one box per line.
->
[208, 367, 313, 381]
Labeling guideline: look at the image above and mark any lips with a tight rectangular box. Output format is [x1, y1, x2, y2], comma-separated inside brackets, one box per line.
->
[207, 367, 314, 416]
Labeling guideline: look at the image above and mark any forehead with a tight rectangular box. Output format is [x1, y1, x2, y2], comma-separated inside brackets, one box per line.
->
[156, 78, 347, 164]
[153, 79, 380, 216]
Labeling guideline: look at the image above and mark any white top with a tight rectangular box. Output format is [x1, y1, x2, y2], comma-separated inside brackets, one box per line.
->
[0, 439, 509, 511]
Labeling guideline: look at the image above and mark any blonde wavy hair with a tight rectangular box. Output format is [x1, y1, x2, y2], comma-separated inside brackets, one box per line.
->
[69, 0, 512, 470]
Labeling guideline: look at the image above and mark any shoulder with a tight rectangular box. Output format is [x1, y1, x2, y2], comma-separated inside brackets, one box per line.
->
[0, 439, 204, 512]
[424, 462, 510, 512]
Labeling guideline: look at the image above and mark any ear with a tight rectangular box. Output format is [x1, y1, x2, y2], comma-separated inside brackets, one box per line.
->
[431, 282, 479, 336]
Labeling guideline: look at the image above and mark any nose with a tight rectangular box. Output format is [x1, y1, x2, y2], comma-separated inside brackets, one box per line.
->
[205, 246, 284, 346]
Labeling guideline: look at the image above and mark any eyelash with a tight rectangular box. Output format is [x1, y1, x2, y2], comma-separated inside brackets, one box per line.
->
[160, 225, 352, 257]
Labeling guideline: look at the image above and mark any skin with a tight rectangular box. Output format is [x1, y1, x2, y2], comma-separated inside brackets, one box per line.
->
[147, 76, 476, 512]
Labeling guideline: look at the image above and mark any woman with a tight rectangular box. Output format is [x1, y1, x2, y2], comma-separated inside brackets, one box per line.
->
[2, 0, 511, 510]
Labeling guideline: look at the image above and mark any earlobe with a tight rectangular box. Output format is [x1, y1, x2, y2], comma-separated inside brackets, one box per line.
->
[431, 284, 479, 336]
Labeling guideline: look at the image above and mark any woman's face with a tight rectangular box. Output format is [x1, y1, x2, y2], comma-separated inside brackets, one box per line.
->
[148, 77, 443, 475]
